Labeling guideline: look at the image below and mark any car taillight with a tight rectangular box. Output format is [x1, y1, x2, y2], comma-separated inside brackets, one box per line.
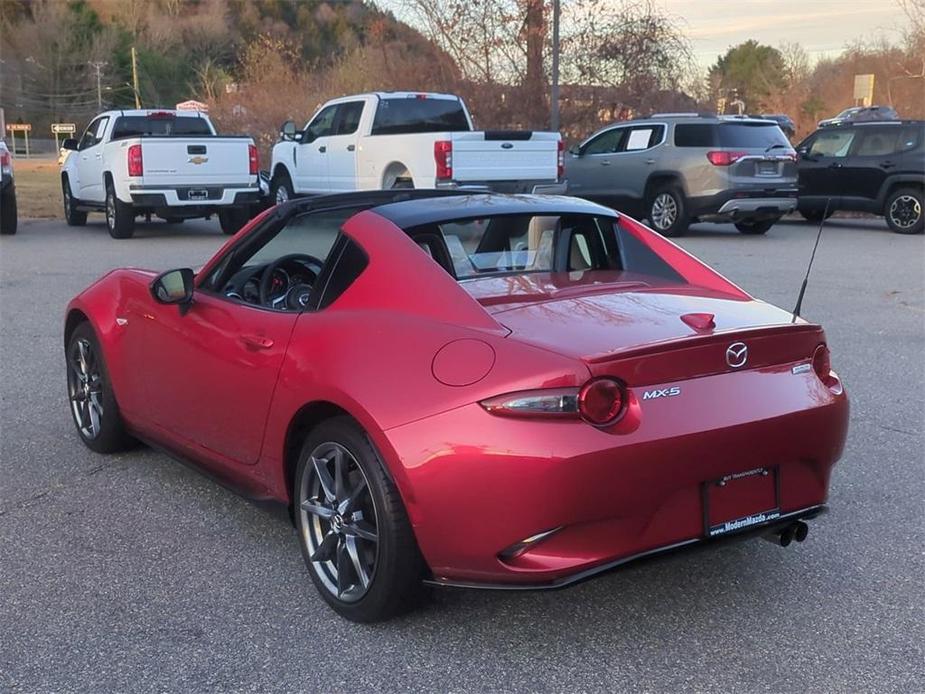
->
[0, 149, 11, 175]
[127, 144, 143, 177]
[480, 388, 579, 418]
[578, 377, 626, 426]
[557, 139, 565, 180]
[248, 144, 259, 175]
[812, 344, 842, 394]
[434, 140, 452, 180]
[707, 150, 747, 166]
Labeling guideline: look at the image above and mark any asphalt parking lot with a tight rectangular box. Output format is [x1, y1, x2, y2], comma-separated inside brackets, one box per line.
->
[1, 214, 922, 692]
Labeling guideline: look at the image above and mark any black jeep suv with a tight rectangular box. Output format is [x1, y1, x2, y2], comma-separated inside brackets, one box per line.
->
[796, 121, 924, 234]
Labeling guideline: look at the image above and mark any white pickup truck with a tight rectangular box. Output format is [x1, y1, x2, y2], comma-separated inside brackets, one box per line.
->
[61, 109, 261, 239]
[269, 92, 565, 202]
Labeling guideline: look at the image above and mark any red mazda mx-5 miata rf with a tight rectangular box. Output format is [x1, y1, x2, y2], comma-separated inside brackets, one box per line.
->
[64, 191, 848, 621]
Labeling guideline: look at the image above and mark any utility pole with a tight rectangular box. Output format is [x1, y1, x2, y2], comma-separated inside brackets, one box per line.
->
[88, 61, 107, 109]
[131, 46, 141, 108]
[550, 0, 561, 131]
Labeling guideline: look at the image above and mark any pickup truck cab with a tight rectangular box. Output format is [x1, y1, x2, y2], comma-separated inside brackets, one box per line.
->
[61, 109, 261, 239]
[269, 92, 565, 202]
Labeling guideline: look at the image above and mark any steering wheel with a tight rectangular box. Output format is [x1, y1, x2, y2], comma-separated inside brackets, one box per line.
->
[259, 253, 325, 309]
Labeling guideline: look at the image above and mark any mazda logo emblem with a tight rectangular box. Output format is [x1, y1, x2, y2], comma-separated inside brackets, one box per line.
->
[725, 342, 748, 368]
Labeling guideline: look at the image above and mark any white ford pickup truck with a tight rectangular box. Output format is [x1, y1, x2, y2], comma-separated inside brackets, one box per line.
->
[61, 109, 261, 239]
[269, 92, 565, 202]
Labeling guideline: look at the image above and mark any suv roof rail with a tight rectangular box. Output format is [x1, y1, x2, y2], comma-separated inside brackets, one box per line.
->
[649, 112, 705, 118]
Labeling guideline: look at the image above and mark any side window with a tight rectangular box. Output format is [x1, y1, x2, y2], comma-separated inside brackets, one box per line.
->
[304, 105, 339, 141]
[808, 130, 856, 158]
[583, 128, 624, 155]
[674, 124, 714, 147]
[896, 126, 923, 153]
[79, 118, 106, 150]
[622, 125, 664, 152]
[334, 101, 364, 136]
[854, 128, 900, 157]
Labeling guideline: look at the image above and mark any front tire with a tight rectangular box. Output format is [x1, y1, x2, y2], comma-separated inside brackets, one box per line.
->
[294, 417, 424, 622]
[218, 207, 249, 235]
[735, 216, 780, 235]
[105, 183, 135, 239]
[1, 184, 17, 235]
[62, 177, 87, 226]
[647, 185, 689, 237]
[66, 322, 134, 454]
[884, 188, 923, 234]
[270, 170, 294, 206]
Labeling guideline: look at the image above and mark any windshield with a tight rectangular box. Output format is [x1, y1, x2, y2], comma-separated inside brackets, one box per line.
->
[405, 213, 683, 283]
[371, 97, 470, 136]
[111, 115, 213, 140]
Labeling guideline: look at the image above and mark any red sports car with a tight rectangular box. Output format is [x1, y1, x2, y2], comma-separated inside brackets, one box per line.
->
[64, 191, 849, 621]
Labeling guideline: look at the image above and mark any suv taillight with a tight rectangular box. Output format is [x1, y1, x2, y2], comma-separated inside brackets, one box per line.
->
[812, 344, 843, 394]
[0, 149, 11, 175]
[248, 144, 259, 175]
[557, 139, 565, 180]
[707, 150, 747, 166]
[434, 140, 452, 180]
[127, 144, 143, 177]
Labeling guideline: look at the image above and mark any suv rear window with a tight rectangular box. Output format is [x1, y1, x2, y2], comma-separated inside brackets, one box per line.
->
[111, 115, 213, 140]
[371, 98, 470, 135]
[675, 122, 790, 149]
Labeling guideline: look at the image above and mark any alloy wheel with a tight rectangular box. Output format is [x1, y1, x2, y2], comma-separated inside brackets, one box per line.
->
[63, 185, 72, 217]
[67, 338, 104, 439]
[106, 194, 116, 230]
[651, 193, 678, 231]
[889, 195, 921, 230]
[299, 442, 379, 602]
[275, 185, 289, 204]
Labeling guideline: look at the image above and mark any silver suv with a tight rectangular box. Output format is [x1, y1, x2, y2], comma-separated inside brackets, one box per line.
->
[565, 114, 798, 236]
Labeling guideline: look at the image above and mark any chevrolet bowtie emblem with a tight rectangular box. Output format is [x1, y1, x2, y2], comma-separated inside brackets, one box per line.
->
[188, 155, 208, 165]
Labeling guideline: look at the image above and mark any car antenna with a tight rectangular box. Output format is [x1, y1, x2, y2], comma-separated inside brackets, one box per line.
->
[792, 198, 831, 322]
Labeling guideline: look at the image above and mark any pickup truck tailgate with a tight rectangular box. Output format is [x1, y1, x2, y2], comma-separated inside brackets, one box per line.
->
[139, 137, 253, 186]
[451, 132, 559, 182]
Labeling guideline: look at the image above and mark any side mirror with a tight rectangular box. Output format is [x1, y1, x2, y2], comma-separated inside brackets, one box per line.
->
[150, 268, 194, 310]
[797, 146, 816, 161]
[280, 120, 297, 141]
[62, 138, 79, 151]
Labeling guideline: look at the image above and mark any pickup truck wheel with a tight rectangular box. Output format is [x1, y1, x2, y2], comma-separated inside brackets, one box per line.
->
[62, 178, 87, 226]
[271, 171, 294, 205]
[647, 185, 688, 237]
[218, 208, 249, 235]
[1, 183, 17, 235]
[735, 217, 779, 235]
[885, 188, 923, 234]
[105, 184, 135, 239]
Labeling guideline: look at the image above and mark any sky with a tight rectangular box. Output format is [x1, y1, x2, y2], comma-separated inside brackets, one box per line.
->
[656, 0, 906, 68]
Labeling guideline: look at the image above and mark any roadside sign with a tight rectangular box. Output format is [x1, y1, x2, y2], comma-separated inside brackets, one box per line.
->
[7, 123, 31, 132]
[51, 123, 77, 134]
[853, 74, 875, 107]
[176, 100, 209, 113]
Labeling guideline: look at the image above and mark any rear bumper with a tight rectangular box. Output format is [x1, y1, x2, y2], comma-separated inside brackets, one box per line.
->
[384, 364, 848, 587]
[437, 179, 567, 195]
[690, 189, 798, 220]
[130, 188, 261, 208]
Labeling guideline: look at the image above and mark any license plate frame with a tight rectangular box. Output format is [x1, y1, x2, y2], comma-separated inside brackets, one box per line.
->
[701, 466, 781, 538]
[756, 161, 778, 176]
[188, 188, 209, 201]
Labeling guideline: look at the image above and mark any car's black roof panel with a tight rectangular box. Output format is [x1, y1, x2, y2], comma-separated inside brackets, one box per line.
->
[370, 193, 617, 228]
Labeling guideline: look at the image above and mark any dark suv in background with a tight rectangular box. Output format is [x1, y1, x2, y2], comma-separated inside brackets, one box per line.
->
[565, 114, 797, 237]
[796, 121, 924, 234]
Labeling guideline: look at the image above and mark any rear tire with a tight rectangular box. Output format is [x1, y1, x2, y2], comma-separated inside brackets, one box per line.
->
[884, 188, 923, 234]
[735, 216, 779, 235]
[218, 207, 250, 235]
[647, 184, 689, 237]
[1, 184, 17, 235]
[62, 177, 87, 226]
[105, 183, 135, 239]
[66, 322, 134, 454]
[799, 208, 833, 224]
[270, 170, 294, 206]
[294, 417, 425, 622]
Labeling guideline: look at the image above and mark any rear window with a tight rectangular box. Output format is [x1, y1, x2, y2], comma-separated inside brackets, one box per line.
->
[675, 122, 790, 149]
[405, 214, 683, 283]
[371, 98, 470, 136]
[111, 115, 213, 140]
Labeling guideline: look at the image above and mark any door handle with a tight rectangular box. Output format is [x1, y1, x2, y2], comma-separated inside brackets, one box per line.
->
[95, 153, 102, 159]
[240, 334, 274, 350]
[646, 159, 656, 165]
[828, 162, 843, 168]
[347, 144, 355, 152]
[880, 160, 895, 169]
[600, 160, 611, 166]
[318, 145, 326, 153]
